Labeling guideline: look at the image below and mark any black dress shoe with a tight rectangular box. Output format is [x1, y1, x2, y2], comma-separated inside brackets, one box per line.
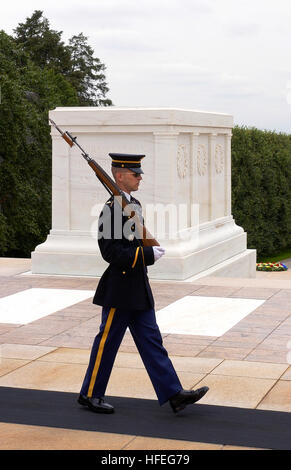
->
[169, 386, 209, 413]
[77, 394, 114, 414]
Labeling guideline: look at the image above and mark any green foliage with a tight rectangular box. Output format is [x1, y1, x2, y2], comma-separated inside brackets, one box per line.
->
[0, 30, 78, 257]
[14, 10, 71, 74]
[67, 33, 112, 106]
[14, 10, 112, 106]
[232, 126, 291, 258]
[258, 248, 291, 263]
[0, 10, 113, 257]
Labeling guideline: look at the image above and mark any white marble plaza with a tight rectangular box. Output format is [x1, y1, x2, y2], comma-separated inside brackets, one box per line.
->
[0, 288, 94, 324]
[156, 295, 265, 336]
[0, 286, 264, 337]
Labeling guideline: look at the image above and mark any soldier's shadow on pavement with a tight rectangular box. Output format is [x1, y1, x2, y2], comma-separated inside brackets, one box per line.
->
[1, 386, 290, 450]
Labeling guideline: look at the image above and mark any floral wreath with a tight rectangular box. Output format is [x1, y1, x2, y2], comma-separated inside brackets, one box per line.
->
[256, 262, 288, 271]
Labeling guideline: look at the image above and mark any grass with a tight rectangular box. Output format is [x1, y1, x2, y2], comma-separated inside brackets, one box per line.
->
[257, 248, 291, 263]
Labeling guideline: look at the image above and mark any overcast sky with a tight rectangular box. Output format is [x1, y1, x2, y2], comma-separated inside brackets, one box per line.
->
[2, 0, 291, 133]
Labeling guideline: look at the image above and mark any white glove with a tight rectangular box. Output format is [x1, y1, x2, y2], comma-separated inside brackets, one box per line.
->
[153, 246, 166, 262]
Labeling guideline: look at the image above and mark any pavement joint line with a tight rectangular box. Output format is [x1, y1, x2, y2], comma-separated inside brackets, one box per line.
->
[208, 371, 288, 380]
[194, 339, 218, 357]
[206, 358, 225, 373]
[121, 436, 139, 450]
[254, 364, 291, 409]
[254, 377, 281, 410]
[0, 359, 34, 379]
[243, 309, 290, 361]
[0, 345, 61, 372]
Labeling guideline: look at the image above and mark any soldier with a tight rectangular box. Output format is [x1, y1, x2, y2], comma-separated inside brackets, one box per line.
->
[78, 153, 209, 414]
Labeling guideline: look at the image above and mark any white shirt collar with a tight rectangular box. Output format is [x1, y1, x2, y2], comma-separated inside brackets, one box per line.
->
[123, 191, 131, 201]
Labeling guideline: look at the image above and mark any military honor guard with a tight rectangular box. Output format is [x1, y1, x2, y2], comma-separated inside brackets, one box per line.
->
[78, 153, 209, 414]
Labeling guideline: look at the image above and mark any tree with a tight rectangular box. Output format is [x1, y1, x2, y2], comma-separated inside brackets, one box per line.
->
[67, 33, 112, 106]
[14, 10, 113, 106]
[0, 11, 113, 257]
[13, 10, 71, 74]
[0, 30, 79, 257]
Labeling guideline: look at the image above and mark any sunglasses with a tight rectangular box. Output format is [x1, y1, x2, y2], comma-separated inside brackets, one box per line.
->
[124, 172, 141, 178]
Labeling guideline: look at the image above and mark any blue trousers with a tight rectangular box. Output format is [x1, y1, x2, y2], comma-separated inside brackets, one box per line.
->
[80, 307, 182, 405]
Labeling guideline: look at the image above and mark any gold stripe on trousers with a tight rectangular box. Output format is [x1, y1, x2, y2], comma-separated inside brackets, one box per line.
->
[87, 307, 116, 397]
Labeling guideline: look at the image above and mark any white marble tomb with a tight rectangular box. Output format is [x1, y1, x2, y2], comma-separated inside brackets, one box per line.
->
[31, 107, 256, 279]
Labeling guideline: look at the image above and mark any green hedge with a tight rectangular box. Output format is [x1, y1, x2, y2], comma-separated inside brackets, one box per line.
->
[231, 126, 291, 259]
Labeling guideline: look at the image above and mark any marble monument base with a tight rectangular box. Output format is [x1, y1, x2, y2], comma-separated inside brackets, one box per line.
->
[31, 216, 256, 280]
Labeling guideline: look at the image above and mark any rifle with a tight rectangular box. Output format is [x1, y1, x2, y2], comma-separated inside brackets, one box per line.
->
[49, 118, 159, 247]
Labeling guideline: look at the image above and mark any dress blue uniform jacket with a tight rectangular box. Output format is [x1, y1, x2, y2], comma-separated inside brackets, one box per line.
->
[81, 194, 182, 404]
[93, 195, 155, 310]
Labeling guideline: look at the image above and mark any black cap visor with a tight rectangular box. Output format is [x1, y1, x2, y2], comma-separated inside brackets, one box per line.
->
[129, 167, 144, 174]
